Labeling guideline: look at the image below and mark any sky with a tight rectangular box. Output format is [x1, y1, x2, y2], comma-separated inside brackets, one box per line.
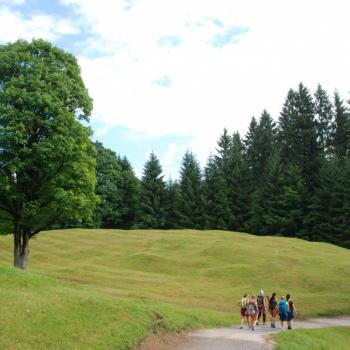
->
[0, 0, 349, 178]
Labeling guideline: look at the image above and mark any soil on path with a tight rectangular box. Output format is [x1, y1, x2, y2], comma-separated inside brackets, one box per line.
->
[136, 317, 350, 350]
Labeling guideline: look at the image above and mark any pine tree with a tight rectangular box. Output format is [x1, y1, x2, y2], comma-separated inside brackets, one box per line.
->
[117, 160, 140, 228]
[314, 85, 334, 157]
[227, 132, 250, 231]
[244, 116, 260, 182]
[215, 128, 232, 175]
[279, 84, 320, 188]
[178, 151, 203, 229]
[137, 152, 166, 228]
[203, 155, 232, 229]
[250, 151, 304, 236]
[307, 157, 350, 247]
[332, 92, 350, 162]
[255, 110, 277, 182]
[164, 179, 183, 229]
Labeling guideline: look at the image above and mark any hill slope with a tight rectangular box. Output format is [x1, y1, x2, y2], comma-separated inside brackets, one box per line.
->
[1, 229, 350, 348]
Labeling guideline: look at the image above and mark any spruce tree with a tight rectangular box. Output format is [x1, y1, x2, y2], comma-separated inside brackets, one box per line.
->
[250, 151, 304, 236]
[333, 92, 350, 162]
[314, 84, 334, 157]
[307, 157, 350, 247]
[137, 152, 166, 228]
[116, 159, 140, 228]
[164, 179, 183, 229]
[178, 151, 203, 229]
[215, 128, 232, 175]
[244, 116, 260, 182]
[203, 155, 232, 230]
[227, 132, 250, 231]
[255, 110, 277, 182]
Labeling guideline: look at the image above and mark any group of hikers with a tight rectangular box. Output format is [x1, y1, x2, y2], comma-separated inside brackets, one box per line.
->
[238, 290, 296, 331]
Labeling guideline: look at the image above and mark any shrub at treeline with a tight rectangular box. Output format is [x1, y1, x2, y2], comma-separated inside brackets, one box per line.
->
[86, 84, 350, 249]
[1, 40, 349, 272]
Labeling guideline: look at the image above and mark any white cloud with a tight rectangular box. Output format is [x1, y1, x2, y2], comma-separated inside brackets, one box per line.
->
[69, 1, 350, 133]
[3, 0, 350, 177]
[0, 7, 79, 43]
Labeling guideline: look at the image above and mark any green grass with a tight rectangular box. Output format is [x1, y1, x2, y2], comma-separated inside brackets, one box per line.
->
[0, 266, 231, 349]
[1, 229, 350, 349]
[273, 327, 350, 350]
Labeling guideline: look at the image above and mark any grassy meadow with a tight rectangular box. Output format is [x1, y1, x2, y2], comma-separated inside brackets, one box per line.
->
[273, 327, 350, 350]
[1, 229, 350, 349]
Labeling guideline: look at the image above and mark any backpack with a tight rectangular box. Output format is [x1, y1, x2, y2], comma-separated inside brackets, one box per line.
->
[279, 300, 287, 313]
[257, 295, 264, 307]
[240, 298, 247, 309]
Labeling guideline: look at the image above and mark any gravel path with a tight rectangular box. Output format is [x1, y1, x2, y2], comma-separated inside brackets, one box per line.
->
[180, 317, 350, 350]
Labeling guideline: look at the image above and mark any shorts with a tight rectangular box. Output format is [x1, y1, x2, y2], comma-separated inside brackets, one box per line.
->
[279, 312, 288, 322]
[269, 308, 278, 317]
[258, 306, 266, 314]
[240, 309, 247, 317]
[248, 310, 257, 317]
[287, 310, 294, 321]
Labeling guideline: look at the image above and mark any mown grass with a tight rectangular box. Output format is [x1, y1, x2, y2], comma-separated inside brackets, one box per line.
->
[273, 327, 350, 350]
[1, 229, 350, 349]
[0, 266, 231, 349]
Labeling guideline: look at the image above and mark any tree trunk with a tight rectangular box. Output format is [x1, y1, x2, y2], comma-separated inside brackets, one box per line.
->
[13, 226, 29, 270]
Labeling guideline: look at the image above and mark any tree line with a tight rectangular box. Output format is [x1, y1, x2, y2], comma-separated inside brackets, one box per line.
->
[1, 39, 349, 270]
[89, 83, 350, 248]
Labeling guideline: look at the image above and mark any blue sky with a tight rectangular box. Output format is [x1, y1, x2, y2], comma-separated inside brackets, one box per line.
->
[0, 0, 349, 177]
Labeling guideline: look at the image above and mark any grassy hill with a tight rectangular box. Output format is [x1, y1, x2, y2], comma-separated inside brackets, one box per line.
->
[1, 229, 350, 349]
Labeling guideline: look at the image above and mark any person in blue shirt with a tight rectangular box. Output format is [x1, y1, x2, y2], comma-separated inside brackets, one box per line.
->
[278, 296, 288, 329]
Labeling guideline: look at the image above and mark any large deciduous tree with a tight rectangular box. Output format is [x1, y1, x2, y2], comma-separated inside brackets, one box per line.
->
[0, 39, 98, 269]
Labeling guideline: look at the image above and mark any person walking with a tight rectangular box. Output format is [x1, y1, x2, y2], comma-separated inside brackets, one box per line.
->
[238, 293, 249, 329]
[268, 292, 278, 328]
[279, 296, 288, 329]
[286, 294, 297, 330]
[257, 290, 266, 325]
[247, 294, 259, 330]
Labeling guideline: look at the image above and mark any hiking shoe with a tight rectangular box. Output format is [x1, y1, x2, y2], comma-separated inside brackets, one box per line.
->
[288, 326, 292, 330]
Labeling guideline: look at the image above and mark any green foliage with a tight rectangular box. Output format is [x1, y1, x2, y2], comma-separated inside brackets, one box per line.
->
[164, 179, 183, 229]
[333, 92, 350, 162]
[279, 83, 321, 192]
[0, 39, 97, 261]
[136, 152, 167, 228]
[178, 151, 203, 229]
[314, 84, 334, 157]
[307, 159, 350, 247]
[227, 132, 250, 231]
[93, 142, 139, 229]
[203, 155, 232, 229]
[249, 151, 304, 236]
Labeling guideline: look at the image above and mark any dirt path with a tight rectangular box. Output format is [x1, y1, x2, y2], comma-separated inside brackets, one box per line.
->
[179, 317, 350, 350]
